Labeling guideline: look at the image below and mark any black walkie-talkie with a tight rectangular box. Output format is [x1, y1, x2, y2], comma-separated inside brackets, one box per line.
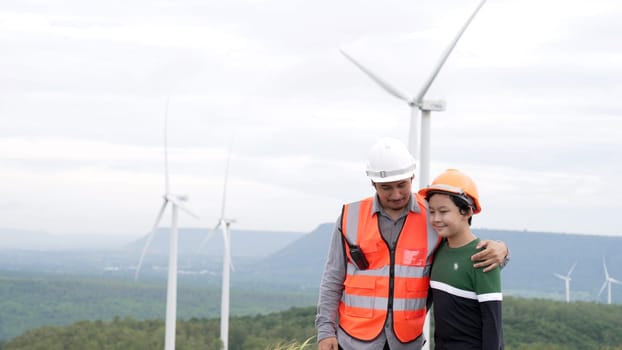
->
[348, 244, 369, 270]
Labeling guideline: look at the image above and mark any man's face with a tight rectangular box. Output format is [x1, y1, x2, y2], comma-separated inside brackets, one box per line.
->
[373, 178, 412, 212]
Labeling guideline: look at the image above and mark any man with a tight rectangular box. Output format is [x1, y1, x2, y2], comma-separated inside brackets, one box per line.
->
[316, 138, 509, 350]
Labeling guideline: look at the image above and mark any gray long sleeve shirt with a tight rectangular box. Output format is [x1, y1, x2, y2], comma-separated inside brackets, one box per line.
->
[315, 195, 432, 350]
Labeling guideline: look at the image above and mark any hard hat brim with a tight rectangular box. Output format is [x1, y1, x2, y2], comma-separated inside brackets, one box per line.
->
[366, 164, 415, 183]
[419, 184, 481, 214]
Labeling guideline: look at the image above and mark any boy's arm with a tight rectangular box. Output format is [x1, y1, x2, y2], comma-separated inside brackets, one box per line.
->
[480, 300, 503, 350]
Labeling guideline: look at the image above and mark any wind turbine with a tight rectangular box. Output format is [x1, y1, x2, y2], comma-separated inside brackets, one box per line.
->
[341, 0, 487, 189]
[599, 257, 622, 305]
[341, 3, 487, 348]
[134, 97, 199, 350]
[198, 149, 236, 350]
[553, 261, 577, 303]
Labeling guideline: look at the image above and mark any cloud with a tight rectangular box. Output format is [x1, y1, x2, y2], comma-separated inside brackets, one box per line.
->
[1, 0, 621, 237]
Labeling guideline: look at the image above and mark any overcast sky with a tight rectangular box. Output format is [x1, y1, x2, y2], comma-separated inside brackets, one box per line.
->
[1, 0, 621, 239]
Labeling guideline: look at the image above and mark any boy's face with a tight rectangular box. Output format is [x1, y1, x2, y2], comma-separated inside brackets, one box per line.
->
[428, 193, 471, 238]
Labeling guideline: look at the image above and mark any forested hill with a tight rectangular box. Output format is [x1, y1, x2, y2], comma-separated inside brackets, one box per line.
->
[250, 223, 333, 288]
[3, 298, 622, 350]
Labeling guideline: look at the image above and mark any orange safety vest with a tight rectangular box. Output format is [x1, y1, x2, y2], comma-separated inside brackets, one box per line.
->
[338, 195, 440, 343]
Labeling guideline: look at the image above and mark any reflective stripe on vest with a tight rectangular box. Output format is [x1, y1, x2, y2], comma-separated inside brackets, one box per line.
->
[338, 195, 440, 343]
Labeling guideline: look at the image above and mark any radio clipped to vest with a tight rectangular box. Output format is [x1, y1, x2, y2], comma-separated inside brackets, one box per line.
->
[347, 243, 369, 270]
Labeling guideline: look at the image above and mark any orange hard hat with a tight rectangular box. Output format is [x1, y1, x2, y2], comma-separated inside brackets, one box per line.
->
[418, 169, 481, 214]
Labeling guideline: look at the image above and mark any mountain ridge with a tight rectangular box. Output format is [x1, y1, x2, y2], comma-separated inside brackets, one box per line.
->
[2, 224, 621, 303]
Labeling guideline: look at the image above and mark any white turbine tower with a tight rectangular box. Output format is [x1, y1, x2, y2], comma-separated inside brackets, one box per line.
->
[599, 257, 622, 305]
[341, 0, 486, 189]
[134, 98, 199, 350]
[199, 149, 235, 350]
[553, 261, 577, 303]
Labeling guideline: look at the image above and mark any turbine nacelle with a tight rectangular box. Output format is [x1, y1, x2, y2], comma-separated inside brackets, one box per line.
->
[164, 195, 199, 219]
[172, 194, 189, 202]
[220, 218, 237, 230]
[418, 100, 446, 112]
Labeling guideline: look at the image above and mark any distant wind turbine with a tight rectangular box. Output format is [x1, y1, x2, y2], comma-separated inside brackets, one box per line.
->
[341, 0, 486, 189]
[598, 257, 621, 305]
[553, 261, 577, 303]
[198, 148, 236, 350]
[134, 97, 199, 350]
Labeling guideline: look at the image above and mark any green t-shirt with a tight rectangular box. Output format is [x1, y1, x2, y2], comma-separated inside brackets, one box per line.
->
[430, 238, 503, 350]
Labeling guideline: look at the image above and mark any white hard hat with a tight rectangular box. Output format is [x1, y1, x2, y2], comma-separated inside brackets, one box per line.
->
[365, 138, 416, 183]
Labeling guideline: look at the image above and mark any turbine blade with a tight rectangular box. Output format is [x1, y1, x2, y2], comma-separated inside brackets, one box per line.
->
[611, 278, 622, 285]
[196, 225, 219, 253]
[340, 49, 412, 103]
[553, 273, 566, 280]
[166, 196, 200, 219]
[164, 96, 171, 195]
[177, 203, 199, 219]
[603, 257, 610, 278]
[414, 0, 487, 103]
[134, 199, 168, 281]
[599, 280, 608, 296]
[568, 261, 577, 277]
